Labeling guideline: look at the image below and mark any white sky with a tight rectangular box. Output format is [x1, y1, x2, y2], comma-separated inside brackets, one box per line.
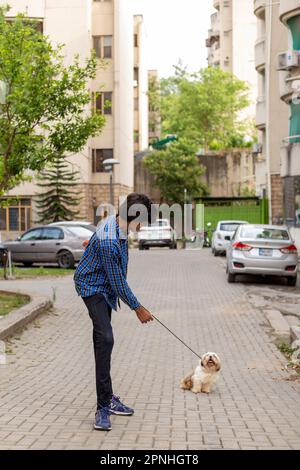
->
[131, 0, 214, 78]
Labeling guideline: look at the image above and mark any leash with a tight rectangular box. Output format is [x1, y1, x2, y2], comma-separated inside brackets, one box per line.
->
[152, 314, 201, 360]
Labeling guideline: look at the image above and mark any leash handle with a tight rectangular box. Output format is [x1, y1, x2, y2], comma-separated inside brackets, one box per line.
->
[152, 314, 201, 360]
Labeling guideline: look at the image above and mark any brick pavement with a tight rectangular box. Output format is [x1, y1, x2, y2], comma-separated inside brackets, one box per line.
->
[0, 249, 299, 450]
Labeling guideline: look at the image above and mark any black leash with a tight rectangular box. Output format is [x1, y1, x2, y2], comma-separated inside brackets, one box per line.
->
[152, 314, 201, 360]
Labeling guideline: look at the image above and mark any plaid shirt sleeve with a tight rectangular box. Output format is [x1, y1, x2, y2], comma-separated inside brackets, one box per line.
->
[99, 240, 141, 311]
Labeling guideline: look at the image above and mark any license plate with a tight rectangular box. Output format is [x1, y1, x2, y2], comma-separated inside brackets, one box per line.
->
[259, 248, 272, 257]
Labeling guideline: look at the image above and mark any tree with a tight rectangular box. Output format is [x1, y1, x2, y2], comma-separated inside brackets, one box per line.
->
[0, 7, 105, 195]
[147, 73, 161, 143]
[35, 155, 82, 223]
[144, 138, 208, 204]
[160, 65, 251, 151]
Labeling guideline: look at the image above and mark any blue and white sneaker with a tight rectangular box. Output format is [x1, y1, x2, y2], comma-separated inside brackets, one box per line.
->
[110, 394, 134, 416]
[94, 406, 112, 431]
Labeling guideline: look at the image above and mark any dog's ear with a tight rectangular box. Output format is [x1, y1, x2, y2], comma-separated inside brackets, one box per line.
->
[201, 360, 204, 367]
[216, 364, 221, 371]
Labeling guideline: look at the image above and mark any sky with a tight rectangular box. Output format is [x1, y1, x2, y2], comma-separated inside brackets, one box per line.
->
[131, 0, 214, 78]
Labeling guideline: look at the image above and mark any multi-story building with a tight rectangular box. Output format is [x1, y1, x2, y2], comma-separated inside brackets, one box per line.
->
[148, 70, 161, 145]
[278, 0, 300, 228]
[253, 0, 289, 222]
[206, 0, 257, 118]
[133, 15, 148, 153]
[0, 0, 147, 238]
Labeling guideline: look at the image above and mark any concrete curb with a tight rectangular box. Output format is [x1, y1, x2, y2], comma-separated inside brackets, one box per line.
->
[264, 309, 291, 344]
[0, 290, 52, 340]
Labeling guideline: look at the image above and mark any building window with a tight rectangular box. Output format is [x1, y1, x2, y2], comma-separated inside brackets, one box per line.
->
[289, 102, 300, 143]
[134, 131, 139, 144]
[134, 97, 139, 111]
[0, 198, 31, 232]
[134, 34, 138, 47]
[93, 35, 112, 59]
[134, 67, 139, 83]
[6, 18, 43, 33]
[93, 92, 112, 115]
[92, 149, 113, 173]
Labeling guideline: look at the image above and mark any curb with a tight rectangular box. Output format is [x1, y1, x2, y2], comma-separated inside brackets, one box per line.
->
[264, 309, 291, 344]
[0, 289, 52, 340]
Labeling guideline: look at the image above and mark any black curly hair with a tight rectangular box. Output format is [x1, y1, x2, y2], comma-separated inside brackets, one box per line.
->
[118, 193, 155, 225]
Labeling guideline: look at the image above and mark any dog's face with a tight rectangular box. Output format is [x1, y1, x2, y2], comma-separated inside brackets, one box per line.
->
[200, 352, 221, 372]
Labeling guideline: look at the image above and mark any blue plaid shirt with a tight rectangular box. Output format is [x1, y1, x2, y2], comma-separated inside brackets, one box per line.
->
[74, 216, 141, 311]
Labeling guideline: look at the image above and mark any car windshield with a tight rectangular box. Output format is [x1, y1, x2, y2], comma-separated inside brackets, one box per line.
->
[151, 221, 168, 227]
[220, 223, 243, 232]
[240, 227, 290, 240]
[64, 226, 92, 238]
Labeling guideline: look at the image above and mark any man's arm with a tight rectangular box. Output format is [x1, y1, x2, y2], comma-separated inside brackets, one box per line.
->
[100, 241, 153, 323]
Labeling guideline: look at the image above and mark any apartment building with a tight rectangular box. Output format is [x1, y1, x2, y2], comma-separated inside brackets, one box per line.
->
[278, 0, 300, 227]
[0, 0, 147, 238]
[206, 0, 257, 118]
[148, 70, 161, 145]
[133, 15, 148, 153]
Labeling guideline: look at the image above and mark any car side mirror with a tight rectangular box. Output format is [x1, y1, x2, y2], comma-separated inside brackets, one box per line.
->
[225, 235, 232, 241]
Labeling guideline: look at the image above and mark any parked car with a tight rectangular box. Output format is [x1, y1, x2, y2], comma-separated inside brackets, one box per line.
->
[138, 219, 177, 250]
[3, 225, 92, 269]
[49, 221, 96, 232]
[226, 224, 298, 286]
[211, 220, 248, 256]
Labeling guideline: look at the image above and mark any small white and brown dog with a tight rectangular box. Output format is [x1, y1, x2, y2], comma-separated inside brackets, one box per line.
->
[180, 352, 221, 394]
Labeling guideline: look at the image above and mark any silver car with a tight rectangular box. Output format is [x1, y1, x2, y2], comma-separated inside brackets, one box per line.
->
[3, 225, 92, 269]
[226, 224, 298, 286]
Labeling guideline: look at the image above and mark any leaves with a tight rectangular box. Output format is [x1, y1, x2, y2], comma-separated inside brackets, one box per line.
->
[160, 65, 252, 150]
[144, 138, 208, 204]
[35, 154, 82, 223]
[0, 7, 105, 194]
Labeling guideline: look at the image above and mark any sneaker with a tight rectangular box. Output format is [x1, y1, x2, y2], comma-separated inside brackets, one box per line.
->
[94, 406, 112, 431]
[110, 394, 134, 416]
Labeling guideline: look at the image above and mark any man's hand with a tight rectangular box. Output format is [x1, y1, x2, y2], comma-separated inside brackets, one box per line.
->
[135, 306, 154, 324]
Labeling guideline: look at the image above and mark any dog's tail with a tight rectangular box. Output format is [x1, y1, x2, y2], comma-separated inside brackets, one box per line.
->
[180, 371, 194, 390]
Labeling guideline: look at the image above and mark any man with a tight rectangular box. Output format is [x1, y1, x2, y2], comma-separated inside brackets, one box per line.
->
[74, 193, 154, 431]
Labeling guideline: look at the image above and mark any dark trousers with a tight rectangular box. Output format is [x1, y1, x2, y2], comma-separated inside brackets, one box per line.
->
[83, 294, 114, 409]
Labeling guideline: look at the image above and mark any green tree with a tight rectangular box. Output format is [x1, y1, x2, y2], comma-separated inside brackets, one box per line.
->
[144, 138, 207, 204]
[35, 155, 82, 223]
[148, 73, 161, 143]
[160, 65, 251, 151]
[0, 6, 105, 194]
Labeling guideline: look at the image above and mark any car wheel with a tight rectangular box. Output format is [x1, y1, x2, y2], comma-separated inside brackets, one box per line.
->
[173, 241, 177, 250]
[287, 276, 297, 287]
[227, 271, 236, 283]
[23, 262, 33, 268]
[139, 244, 144, 251]
[57, 250, 75, 269]
[213, 248, 218, 257]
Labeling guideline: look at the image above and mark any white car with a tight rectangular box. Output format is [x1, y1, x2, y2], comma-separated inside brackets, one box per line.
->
[211, 220, 248, 256]
[138, 219, 177, 250]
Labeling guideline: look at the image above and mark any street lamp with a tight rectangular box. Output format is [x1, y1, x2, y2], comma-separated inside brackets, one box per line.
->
[102, 158, 120, 206]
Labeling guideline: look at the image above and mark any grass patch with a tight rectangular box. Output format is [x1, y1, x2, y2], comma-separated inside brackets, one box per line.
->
[11, 266, 73, 279]
[0, 292, 29, 316]
[278, 343, 297, 360]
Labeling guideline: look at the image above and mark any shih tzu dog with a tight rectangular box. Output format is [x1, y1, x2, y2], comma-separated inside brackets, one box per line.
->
[180, 352, 221, 394]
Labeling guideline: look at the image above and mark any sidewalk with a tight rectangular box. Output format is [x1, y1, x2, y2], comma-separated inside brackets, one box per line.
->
[0, 250, 299, 450]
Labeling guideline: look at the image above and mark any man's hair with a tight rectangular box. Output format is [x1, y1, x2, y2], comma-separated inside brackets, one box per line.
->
[118, 193, 155, 225]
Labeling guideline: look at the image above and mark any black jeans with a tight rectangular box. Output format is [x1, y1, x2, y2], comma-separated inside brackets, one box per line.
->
[83, 294, 114, 409]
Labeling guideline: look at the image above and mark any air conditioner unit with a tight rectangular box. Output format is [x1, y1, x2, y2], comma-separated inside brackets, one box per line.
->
[278, 51, 299, 70]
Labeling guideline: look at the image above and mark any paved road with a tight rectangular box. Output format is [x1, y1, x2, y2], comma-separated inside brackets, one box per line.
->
[0, 249, 299, 450]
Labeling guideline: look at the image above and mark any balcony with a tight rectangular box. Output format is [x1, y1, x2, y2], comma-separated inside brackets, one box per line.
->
[279, 71, 300, 102]
[254, 0, 266, 19]
[279, 0, 300, 25]
[255, 37, 266, 71]
[213, 0, 220, 10]
[280, 140, 300, 177]
[256, 97, 266, 129]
